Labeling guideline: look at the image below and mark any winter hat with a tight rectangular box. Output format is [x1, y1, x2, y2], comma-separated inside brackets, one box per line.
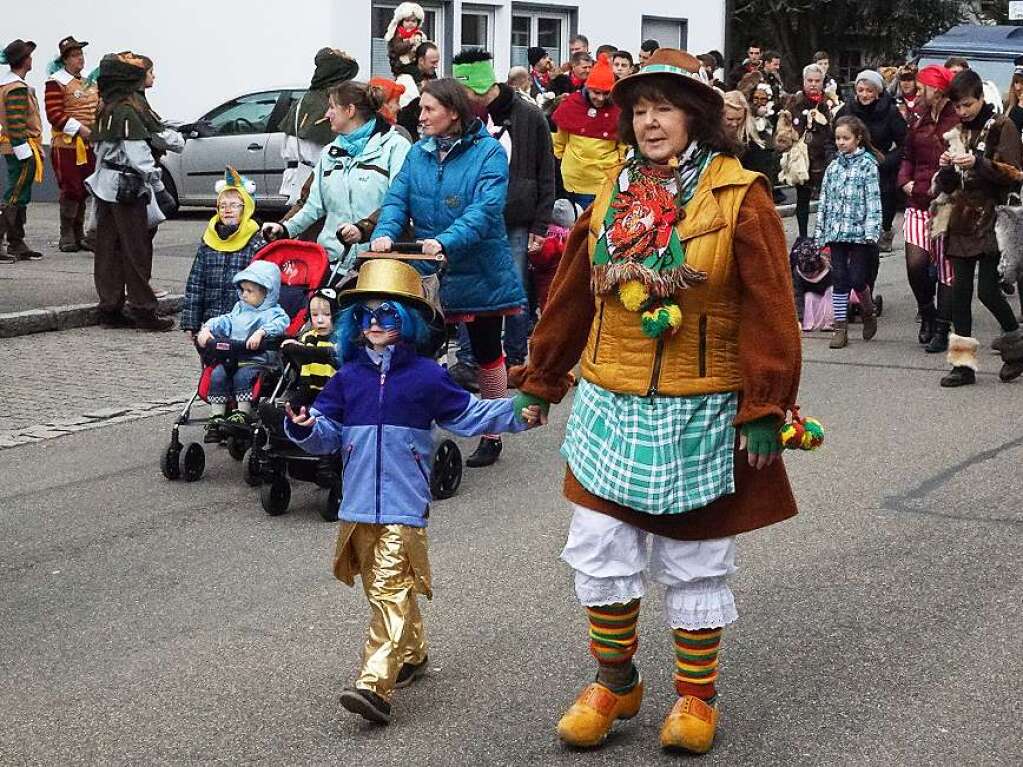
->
[587, 53, 615, 91]
[309, 286, 340, 317]
[204, 166, 259, 253]
[309, 48, 359, 90]
[855, 69, 885, 93]
[453, 52, 497, 95]
[552, 198, 578, 229]
[385, 2, 425, 42]
[918, 65, 953, 92]
[528, 46, 548, 67]
[369, 76, 406, 102]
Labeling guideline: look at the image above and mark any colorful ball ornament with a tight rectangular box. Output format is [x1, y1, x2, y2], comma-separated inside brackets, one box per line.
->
[618, 280, 649, 312]
[779, 407, 824, 451]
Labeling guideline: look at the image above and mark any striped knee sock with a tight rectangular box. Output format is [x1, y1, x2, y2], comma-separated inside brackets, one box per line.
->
[477, 357, 508, 440]
[587, 600, 640, 691]
[833, 292, 850, 323]
[673, 627, 722, 701]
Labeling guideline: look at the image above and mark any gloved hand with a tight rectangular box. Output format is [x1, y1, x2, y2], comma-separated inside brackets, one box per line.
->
[262, 222, 287, 241]
[512, 392, 550, 425]
[739, 416, 781, 469]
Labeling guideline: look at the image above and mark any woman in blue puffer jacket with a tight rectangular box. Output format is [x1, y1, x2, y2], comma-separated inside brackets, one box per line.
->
[371, 78, 526, 468]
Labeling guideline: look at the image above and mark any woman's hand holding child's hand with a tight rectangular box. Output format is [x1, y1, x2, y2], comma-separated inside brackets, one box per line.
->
[246, 329, 266, 351]
[285, 402, 317, 427]
[520, 404, 546, 428]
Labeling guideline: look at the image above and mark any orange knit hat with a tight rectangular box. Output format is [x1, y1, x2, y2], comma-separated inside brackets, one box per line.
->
[369, 76, 406, 103]
[587, 53, 615, 92]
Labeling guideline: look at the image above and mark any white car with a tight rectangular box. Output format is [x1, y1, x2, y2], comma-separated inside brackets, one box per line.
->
[160, 86, 307, 214]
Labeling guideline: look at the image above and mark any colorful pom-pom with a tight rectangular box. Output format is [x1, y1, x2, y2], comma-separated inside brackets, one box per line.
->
[640, 299, 682, 339]
[779, 410, 824, 451]
[619, 280, 649, 312]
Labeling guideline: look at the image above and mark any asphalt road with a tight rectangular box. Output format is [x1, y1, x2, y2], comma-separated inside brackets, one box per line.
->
[2, 248, 1022, 765]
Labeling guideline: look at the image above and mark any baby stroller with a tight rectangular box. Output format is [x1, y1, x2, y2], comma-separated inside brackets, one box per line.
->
[159, 240, 333, 483]
[246, 242, 464, 521]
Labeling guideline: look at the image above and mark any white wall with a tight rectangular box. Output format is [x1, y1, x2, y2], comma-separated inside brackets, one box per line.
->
[7, 0, 723, 141]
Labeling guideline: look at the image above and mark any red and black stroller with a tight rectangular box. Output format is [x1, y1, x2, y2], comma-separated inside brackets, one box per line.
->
[160, 240, 335, 483]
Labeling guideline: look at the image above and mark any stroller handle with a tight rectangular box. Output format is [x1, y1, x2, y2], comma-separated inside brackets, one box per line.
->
[361, 241, 446, 263]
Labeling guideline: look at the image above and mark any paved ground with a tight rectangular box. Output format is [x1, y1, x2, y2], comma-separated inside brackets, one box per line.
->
[1, 214, 1022, 765]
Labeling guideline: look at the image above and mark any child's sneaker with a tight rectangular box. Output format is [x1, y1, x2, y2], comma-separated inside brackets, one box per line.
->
[339, 687, 391, 725]
[394, 655, 429, 689]
[204, 415, 225, 443]
[225, 411, 250, 426]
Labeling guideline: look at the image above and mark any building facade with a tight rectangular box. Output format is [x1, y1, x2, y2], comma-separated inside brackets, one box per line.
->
[6, 0, 725, 137]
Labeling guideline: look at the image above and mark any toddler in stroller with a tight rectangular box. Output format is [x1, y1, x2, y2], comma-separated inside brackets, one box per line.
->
[160, 239, 335, 483]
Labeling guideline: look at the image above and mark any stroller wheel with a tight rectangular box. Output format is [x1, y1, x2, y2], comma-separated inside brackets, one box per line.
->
[874, 294, 884, 317]
[320, 476, 342, 522]
[430, 439, 463, 500]
[182, 443, 206, 482]
[261, 478, 291, 516]
[242, 447, 262, 487]
[227, 436, 248, 461]
[160, 443, 182, 481]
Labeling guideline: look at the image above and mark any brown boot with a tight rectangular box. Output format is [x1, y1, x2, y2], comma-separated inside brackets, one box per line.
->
[58, 199, 79, 252]
[0, 205, 13, 263]
[6, 206, 42, 260]
[858, 289, 878, 340]
[75, 199, 94, 252]
[829, 321, 848, 349]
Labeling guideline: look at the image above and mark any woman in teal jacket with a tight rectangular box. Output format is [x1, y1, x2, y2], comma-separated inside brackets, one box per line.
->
[371, 78, 526, 468]
[264, 81, 410, 270]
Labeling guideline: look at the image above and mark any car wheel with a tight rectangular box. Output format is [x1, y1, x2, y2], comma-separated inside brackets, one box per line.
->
[160, 167, 180, 218]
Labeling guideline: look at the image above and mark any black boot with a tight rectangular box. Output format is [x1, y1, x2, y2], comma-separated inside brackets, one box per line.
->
[918, 307, 936, 345]
[466, 436, 503, 467]
[925, 320, 950, 353]
[940, 366, 976, 387]
[0, 206, 12, 263]
[339, 688, 391, 724]
[97, 308, 136, 328]
[394, 655, 429, 689]
[7, 206, 42, 260]
[997, 328, 1023, 382]
[130, 310, 174, 332]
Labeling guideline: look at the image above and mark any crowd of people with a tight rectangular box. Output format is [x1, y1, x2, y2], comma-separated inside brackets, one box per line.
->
[3, 7, 1023, 753]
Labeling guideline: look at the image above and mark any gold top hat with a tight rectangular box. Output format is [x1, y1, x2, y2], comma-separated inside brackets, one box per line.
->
[338, 259, 436, 319]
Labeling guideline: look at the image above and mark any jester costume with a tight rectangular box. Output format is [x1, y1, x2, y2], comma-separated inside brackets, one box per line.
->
[511, 49, 804, 754]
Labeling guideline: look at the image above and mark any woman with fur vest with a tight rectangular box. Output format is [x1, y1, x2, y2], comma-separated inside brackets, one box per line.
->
[933, 69, 1023, 386]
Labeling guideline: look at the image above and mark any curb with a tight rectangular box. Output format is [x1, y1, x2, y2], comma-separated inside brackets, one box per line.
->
[0, 295, 184, 339]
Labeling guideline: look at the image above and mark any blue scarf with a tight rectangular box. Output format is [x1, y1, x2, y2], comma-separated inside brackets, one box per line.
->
[335, 117, 377, 158]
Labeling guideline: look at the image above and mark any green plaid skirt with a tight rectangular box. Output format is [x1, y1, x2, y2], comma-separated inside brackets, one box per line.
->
[561, 380, 738, 515]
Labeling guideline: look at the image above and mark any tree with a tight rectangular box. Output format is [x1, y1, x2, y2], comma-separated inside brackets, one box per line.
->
[733, 0, 964, 88]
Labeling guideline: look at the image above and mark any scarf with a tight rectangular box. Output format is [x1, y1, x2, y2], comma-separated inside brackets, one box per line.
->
[434, 135, 458, 155]
[531, 67, 550, 90]
[804, 90, 823, 104]
[396, 25, 420, 41]
[552, 90, 619, 138]
[336, 117, 377, 158]
[591, 143, 716, 338]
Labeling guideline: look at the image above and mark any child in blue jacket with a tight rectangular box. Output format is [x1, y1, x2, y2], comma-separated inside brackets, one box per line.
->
[197, 260, 290, 435]
[283, 259, 541, 725]
[814, 115, 883, 349]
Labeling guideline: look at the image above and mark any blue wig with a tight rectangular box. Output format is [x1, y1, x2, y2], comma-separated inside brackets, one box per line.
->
[337, 298, 432, 361]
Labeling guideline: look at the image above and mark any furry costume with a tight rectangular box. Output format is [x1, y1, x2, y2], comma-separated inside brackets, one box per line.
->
[385, 2, 426, 71]
[994, 202, 1023, 292]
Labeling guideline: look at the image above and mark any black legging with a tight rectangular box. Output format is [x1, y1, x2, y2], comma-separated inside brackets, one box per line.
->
[880, 173, 897, 232]
[796, 185, 812, 239]
[950, 253, 1020, 337]
[464, 315, 505, 366]
[905, 243, 935, 312]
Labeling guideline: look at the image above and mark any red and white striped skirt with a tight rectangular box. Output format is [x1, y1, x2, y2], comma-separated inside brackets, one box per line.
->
[903, 207, 953, 286]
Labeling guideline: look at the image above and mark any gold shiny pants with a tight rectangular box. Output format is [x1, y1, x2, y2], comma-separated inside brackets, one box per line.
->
[333, 522, 432, 700]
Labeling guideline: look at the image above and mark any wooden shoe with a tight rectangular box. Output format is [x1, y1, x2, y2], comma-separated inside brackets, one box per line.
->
[556, 677, 643, 748]
[659, 695, 718, 754]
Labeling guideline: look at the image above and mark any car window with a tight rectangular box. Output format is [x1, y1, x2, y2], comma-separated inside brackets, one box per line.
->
[203, 91, 282, 136]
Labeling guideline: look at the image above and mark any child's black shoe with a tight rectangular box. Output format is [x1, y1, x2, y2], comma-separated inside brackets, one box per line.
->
[339, 688, 391, 724]
[204, 415, 225, 443]
[466, 437, 502, 467]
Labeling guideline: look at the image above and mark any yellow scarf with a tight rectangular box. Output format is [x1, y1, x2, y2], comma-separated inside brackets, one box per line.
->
[202, 186, 259, 252]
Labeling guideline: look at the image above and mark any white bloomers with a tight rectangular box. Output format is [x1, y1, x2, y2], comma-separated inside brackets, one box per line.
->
[560, 504, 738, 630]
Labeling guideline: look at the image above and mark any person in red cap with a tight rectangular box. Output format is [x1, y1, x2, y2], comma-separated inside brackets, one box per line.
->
[368, 76, 410, 140]
[44, 35, 98, 252]
[552, 53, 626, 210]
[897, 64, 959, 353]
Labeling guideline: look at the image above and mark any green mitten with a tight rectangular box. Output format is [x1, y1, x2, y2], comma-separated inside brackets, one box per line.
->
[512, 392, 551, 422]
[741, 416, 782, 457]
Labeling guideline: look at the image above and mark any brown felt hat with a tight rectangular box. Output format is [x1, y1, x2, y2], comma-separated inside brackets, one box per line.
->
[2, 39, 36, 67]
[58, 35, 88, 59]
[612, 47, 720, 107]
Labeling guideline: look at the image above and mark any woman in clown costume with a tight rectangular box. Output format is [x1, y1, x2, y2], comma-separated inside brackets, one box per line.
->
[510, 48, 805, 754]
